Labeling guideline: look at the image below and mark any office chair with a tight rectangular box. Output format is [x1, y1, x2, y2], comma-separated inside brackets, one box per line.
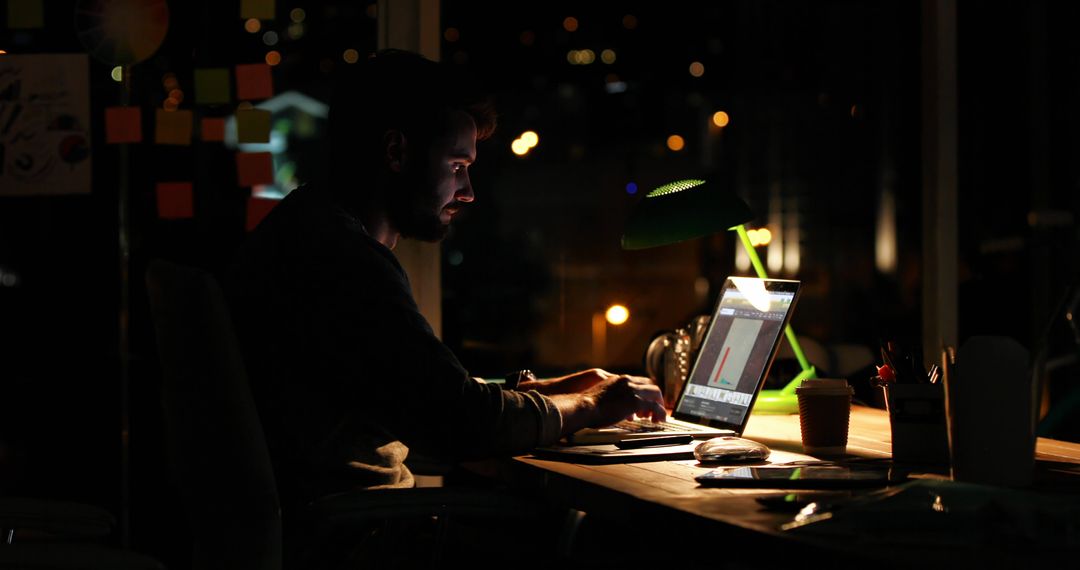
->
[145, 260, 549, 569]
[145, 260, 282, 569]
[0, 497, 163, 569]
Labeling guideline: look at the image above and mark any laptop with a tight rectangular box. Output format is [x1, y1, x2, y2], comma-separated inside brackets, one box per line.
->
[562, 277, 801, 446]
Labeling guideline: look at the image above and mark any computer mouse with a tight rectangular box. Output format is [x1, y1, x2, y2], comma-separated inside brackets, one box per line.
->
[693, 436, 771, 463]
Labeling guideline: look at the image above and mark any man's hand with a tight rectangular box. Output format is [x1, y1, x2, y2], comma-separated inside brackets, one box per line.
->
[583, 374, 667, 426]
[547, 371, 667, 436]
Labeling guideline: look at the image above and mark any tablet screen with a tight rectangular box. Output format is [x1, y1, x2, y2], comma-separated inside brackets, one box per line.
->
[673, 277, 800, 432]
[695, 466, 900, 488]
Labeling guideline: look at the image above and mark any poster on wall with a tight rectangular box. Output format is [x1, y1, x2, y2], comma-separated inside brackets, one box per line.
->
[0, 54, 92, 196]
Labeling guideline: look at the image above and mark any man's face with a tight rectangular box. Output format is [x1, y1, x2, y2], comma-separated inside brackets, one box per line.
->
[387, 110, 477, 242]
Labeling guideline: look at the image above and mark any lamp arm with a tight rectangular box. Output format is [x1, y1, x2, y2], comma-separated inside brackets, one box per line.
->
[733, 224, 816, 383]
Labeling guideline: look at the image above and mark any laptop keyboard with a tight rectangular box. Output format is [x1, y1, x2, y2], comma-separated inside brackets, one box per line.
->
[613, 419, 684, 433]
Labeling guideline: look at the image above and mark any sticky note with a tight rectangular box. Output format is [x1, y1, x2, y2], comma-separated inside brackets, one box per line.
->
[240, 0, 275, 20]
[246, 196, 278, 231]
[201, 117, 226, 142]
[7, 0, 44, 29]
[236, 108, 271, 143]
[155, 109, 193, 145]
[194, 68, 231, 105]
[105, 107, 142, 144]
[236, 152, 274, 186]
[156, 182, 194, 219]
[235, 63, 273, 101]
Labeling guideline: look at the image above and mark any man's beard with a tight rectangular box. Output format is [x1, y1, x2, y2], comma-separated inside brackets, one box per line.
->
[385, 167, 455, 242]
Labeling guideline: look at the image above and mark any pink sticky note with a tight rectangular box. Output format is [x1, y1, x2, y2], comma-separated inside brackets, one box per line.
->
[201, 117, 226, 142]
[155, 109, 193, 145]
[236, 108, 271, 143]
[105, 107, 142, 144]
[156, 182, 194, 219]
[246, 196, 278, 231]
[240, 0, 275, 20]
[235, 63, 274, 101]
[7, 0, 44, 29]
[236, 152, 274, 186]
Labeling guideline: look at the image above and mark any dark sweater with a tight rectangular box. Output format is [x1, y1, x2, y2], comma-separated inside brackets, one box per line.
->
[225, 184, 561, 504]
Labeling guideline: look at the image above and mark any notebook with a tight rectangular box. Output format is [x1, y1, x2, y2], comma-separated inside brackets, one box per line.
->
[562, 277, 801, 446]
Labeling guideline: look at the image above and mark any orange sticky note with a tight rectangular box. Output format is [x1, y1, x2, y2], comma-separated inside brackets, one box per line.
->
[235, 63, 273, 101]
[7, 0, 44, 29]
[155, 109, 193, 145]
[236, 152, 274, 186]
[240, 0, 275, 20]
[194, 68, 231, 105]
[156, 182, 194, 219]
[105, 107, 142, 144]
[236, 108, 271, 143]
[246, 196, 278, 231]
[201, 117, 226, 142]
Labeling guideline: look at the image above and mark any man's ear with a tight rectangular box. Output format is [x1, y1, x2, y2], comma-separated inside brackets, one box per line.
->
[383, 129, 407, 173]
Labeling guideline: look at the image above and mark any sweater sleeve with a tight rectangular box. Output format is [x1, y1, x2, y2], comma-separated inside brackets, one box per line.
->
[297, 237, 563, 461]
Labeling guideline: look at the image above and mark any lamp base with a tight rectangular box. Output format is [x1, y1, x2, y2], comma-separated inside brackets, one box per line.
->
[751, 390, 799, 415]
[751, 366, 817, 415]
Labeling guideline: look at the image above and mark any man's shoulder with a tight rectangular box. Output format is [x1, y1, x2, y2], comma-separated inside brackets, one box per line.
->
[259, 184, 361, 239]
[243, 185, 391, 257]
[228, 184, 406, 291]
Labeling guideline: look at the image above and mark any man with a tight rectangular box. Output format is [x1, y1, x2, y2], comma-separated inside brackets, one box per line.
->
[226, 50, 665, 511]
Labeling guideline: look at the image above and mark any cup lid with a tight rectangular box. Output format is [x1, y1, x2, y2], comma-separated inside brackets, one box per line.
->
[795, 378, 853, 395]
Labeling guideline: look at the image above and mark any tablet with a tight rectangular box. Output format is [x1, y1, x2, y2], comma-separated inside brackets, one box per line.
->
[694, 465, 902, 489]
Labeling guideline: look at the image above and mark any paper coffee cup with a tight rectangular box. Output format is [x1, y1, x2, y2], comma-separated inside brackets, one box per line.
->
[796, 379, 854, 456]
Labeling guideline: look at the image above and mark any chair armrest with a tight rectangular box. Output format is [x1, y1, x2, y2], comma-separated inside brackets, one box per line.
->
[0, 544, 163, 570]
[0, 497, 115, 539]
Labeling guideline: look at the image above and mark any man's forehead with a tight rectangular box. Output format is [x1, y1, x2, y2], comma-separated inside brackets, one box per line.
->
[440, 111, 477, 159]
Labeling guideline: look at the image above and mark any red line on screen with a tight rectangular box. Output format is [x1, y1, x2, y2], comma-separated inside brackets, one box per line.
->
[714, 346, 731, 384]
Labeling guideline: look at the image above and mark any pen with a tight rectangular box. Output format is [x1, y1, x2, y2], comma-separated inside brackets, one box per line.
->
[614, 435, 693, 449]
[881, 343, 903, 383]
[940, 345, 955, 388]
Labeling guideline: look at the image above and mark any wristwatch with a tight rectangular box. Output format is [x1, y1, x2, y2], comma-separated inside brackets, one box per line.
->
[503, 369, 536, 391]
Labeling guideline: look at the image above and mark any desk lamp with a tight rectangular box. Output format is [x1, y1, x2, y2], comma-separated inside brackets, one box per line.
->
[622, 179, 816, 414]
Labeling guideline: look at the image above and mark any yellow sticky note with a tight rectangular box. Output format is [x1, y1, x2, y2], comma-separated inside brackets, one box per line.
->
[155, 109, 193, 145]
[240, 0, 275, 20]
[235, 63, 273, 101]
[7, 0, 44, 29]
[194, 68, 231, 105]
[236, 108, 271, 143]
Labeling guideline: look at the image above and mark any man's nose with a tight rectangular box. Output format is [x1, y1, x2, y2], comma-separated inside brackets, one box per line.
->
[456, 177, 475, 203]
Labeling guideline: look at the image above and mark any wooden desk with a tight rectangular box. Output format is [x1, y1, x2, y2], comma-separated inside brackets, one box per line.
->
[504, 406, 1080, 567]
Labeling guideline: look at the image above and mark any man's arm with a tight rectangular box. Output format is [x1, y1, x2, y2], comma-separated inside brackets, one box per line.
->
[311, 243, 570, 459]
[519, 367, 648, 396]
[306, 236, 665, 454]
[542, 374, 667, 436]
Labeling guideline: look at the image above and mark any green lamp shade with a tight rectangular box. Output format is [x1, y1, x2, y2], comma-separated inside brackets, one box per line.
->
[621, 179, 755, 250]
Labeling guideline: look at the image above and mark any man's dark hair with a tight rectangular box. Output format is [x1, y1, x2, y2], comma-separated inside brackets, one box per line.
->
[327, 49, 496, 191]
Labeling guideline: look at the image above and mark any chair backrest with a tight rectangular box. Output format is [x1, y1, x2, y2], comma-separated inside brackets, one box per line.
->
[145, 260, 282, 570]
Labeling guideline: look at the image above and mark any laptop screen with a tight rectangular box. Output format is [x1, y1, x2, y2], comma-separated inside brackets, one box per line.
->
[672, 277, 800, 431]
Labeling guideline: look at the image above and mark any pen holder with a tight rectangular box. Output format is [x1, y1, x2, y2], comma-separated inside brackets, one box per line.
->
[883, 383, 949, 465]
